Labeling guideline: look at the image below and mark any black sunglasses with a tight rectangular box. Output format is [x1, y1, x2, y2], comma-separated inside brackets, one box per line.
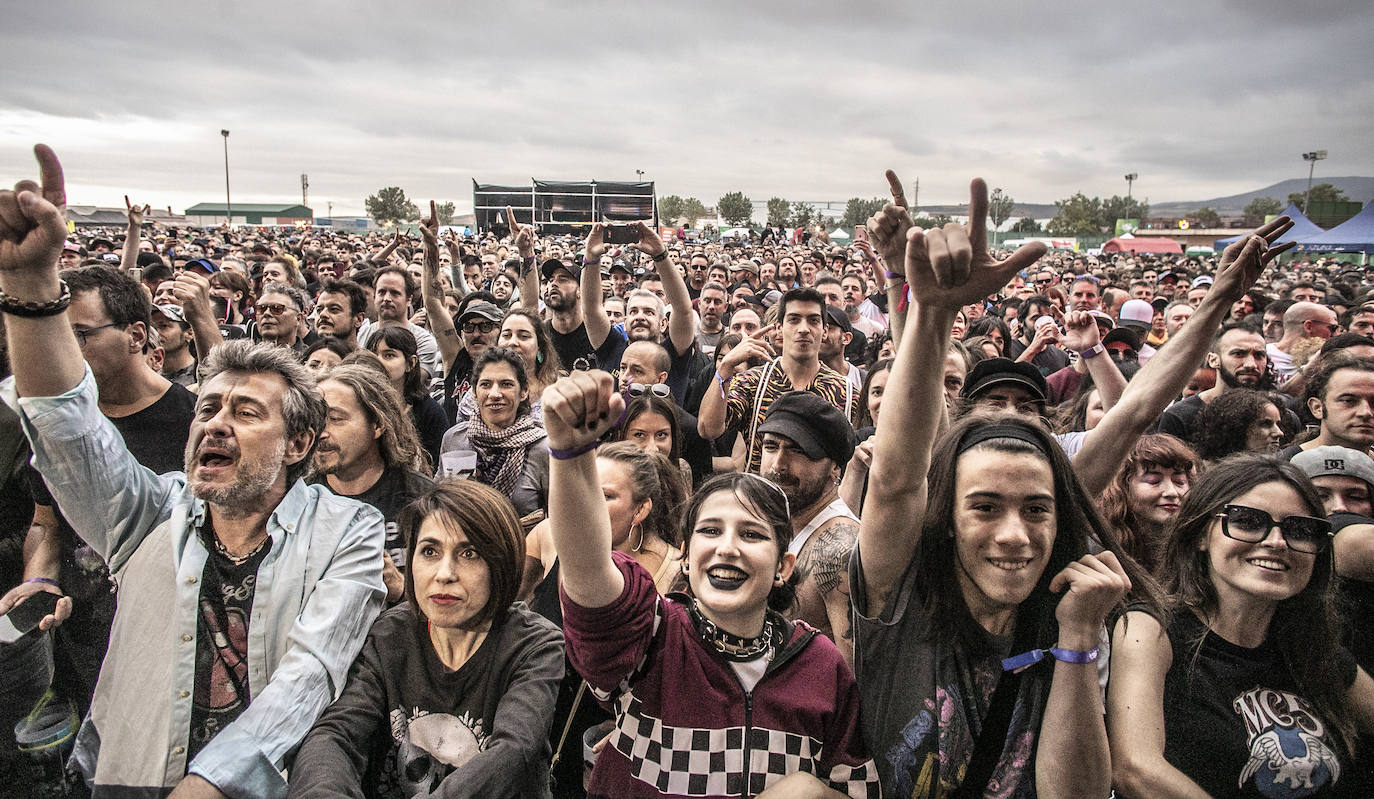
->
[1216, 504, 1332, 554]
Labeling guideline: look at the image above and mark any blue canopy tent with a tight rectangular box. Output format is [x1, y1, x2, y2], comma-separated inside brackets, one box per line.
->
[1213, 203, 1323, 250]
[1295, 201, 1374, 255]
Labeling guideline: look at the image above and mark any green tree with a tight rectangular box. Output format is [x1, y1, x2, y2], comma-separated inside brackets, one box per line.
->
[1097, 195, 1149, 231]
[1287, 183, 1347, 213]
[766, 197, 791, 227]
[434, 201, 456, 226]
[911, 214, 953, 229]
[840, 197, 886, 229]
[681, 198, 707, 227]
[658, 195, 686, 224]
[1011, 216, 1042, 233]
[1191, 207, 1221, 228]
[790, 202, 816, 229]
[1242, 196, 1283, 226]
[988, 188, 1015, 229]
[1047, 193, 1104, 236]
[717, 191, 753, 226]
[364, 187, 420, 226]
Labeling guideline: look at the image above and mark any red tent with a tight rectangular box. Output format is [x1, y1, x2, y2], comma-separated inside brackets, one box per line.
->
[1101, 235, 1182, 254]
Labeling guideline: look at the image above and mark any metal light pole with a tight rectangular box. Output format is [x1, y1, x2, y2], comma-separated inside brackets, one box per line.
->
[1302, 151, 1327, 214]
[1124, 173, 1138, 205]
[221, 130, 232, 226]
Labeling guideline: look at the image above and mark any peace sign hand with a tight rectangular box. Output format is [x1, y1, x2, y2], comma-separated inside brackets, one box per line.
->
[906, 178, 1047, 312]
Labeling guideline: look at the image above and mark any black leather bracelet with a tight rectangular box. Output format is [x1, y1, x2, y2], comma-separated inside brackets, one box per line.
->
[0, 281, 71, 318]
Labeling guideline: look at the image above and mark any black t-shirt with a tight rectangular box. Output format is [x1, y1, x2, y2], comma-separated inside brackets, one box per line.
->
[410, 395, 449, 474]
[548, 321, 626, 373]
[1155, 609, 1357, 797]
[188, 530, 271, 762]
[1157, 393, 1206, 443]
[109, 382, 196, 474]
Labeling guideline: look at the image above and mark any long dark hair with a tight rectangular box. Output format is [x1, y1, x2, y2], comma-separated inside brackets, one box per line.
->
[914, 411, 1161, 656]
[367, 324, 425, 403]
[857, 358, 892, 429]
[617, 395, 683, 463]
[1156, 454, 1355, 754]
[680, 473, 796, 614]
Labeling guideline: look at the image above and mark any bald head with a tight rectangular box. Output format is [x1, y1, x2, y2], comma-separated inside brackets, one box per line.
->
[1283, 301, 1338, 341]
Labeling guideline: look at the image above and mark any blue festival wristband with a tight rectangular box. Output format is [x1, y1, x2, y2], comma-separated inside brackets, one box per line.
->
[1001, 646, 1099, 673]
[547, 440, 599, 461]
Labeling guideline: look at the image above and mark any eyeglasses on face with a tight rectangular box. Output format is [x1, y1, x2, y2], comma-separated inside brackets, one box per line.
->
[1215, 504, 1331, 554]
[461, 320, 497, 334]
[255, 302, 297, 316]
[72, 322, 124, 347]
[626, 382, 670, 398]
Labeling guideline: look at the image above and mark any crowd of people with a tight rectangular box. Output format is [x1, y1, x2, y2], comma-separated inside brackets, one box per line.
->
[1, 146, 1373, 798]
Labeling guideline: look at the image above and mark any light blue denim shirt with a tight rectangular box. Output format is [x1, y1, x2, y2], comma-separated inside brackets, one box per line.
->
[3, 368, 385, 799]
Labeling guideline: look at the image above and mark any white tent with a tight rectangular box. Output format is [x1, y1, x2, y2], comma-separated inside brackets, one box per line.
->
[829, 228, 851, 240]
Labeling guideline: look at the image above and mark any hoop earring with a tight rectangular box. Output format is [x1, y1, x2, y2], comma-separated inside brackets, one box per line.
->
[631, 523, 645, 553]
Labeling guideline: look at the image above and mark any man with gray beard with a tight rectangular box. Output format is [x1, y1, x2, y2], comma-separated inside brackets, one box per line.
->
[0, 145, 385, 799]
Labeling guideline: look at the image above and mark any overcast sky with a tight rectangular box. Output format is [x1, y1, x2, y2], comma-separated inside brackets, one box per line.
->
[3, 0, 1370, 218]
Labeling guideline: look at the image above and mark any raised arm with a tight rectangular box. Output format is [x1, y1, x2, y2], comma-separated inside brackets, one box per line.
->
[636, 222, 695, 355]
[859, 177, 1045, 612]
[541, 370, 627, 608]
[420, 202, 461, 370]
[505, 207, 539, 312]
[120, 194, 149, 273]
[1072, 217, 1294, 497]
[171, 270, 225, 361]
[369, 229, 403, 266]
[0, 144, 86, 398]
[1056, 310, 1127, 410]
[581, 223, 611, 347]
[867, 171, 913, 352]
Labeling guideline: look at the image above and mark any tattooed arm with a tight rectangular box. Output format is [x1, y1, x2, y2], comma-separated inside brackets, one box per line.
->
[805, 520, 858, 669]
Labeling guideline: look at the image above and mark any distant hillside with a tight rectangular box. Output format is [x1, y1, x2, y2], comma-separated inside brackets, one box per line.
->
[1152, 176, 1374, 216]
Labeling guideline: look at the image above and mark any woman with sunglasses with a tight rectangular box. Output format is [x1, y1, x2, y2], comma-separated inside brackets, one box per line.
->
[1108, 455, 1374, 797]
[541, 370, 880, 798]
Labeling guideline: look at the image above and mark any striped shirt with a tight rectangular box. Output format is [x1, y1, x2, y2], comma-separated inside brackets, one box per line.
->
[724, 358, 858, 473]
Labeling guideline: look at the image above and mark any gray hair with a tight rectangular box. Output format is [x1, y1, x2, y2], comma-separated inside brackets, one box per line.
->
[626, 288, 665, 316]
[260, 281, 310, 313]
[200, 340, 326, 484]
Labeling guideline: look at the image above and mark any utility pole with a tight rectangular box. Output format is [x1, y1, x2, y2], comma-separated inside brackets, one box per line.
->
[912, 177, 919, 209]
[1302, 150, 1327, 214]
[221, 130, 231, 225]
[1124, 173, 1138, 205]
[301, 173, 309, 209]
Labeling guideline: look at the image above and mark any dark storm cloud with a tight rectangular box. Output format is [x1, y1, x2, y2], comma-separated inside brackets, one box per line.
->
[2, 0, 1369, 214]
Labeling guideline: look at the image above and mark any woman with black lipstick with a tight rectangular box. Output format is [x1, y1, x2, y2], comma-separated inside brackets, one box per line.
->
[542, 370, 880, 798]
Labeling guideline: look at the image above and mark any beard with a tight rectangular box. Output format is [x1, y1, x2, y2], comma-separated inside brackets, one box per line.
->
[186, 437, 287, 508]
[544, 288, 576, 312]
[1218, 363, 1268, 389]
[764, 469, 830, 513]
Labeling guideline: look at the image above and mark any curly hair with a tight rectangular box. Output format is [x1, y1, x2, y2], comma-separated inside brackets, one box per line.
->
[1191, 389, 1283, 460]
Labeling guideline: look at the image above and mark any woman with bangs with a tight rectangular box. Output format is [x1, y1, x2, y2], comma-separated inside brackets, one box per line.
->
[1107, 455, 1374, 797]
[289, 481, 564, 798]
[855, 179, 1155, 797]
[541, 371, 880, 798]
[1097, 434, 1199, 574]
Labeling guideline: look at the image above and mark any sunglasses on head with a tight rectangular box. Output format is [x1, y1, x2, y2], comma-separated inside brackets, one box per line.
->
[626, 382, 670, 398]
[1216, 504, 1332, 554]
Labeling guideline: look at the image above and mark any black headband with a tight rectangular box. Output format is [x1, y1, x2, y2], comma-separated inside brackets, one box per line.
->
[957, 423, 1052, 459]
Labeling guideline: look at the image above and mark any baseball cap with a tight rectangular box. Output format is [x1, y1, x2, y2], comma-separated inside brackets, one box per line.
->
[62, 241, 82, 254]
[1089, 310, 1116, 331]
[609, 260, 633, 275]
[152, 304, 189, 326]
[1191, 275, 1213, 288]
[540, 258, 581, 282]
[961, 358, 1048, 405]
[458, 301, 504, 325]
[757, 392, 856, 466]
[823, 305, 852, 333]
[1118, 299, 1154, 331]
[185, 258, 220, 275]
[1291, 446, 1374, 493]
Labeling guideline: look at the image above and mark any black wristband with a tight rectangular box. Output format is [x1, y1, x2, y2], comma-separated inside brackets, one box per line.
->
[0, 281, 71, 318]
[651, 251, 668, 262]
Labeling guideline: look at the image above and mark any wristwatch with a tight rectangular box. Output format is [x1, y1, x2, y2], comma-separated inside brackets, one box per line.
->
[1078, 342, 1105, 360]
